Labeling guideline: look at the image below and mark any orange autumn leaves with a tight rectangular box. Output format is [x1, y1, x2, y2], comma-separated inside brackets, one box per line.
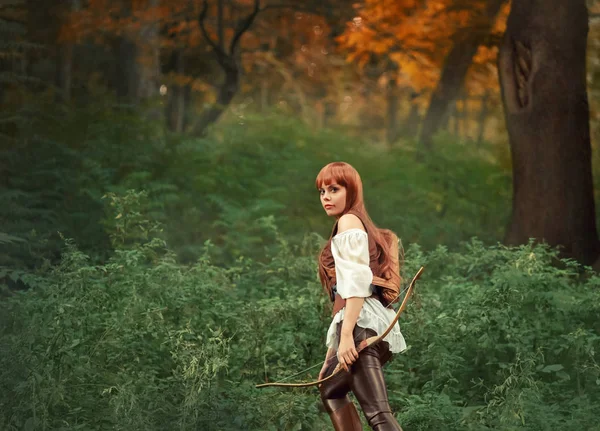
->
[60, 0, 508, 96]
[54, 0, 510, 122]
[62, 0, 285, 59]
[337, 0, 509, 95]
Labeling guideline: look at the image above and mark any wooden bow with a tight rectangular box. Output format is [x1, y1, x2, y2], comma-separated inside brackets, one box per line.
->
[255, 266, 424, 389]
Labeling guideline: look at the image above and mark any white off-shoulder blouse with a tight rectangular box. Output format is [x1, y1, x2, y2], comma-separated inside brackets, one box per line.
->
[326, 228, 407, 354]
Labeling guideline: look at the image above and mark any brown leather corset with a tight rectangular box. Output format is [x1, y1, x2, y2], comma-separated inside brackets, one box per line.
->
[321, 210, 397, 315]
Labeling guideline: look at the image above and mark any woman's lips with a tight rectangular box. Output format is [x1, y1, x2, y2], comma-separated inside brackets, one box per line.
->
[324, 205, 334, 209]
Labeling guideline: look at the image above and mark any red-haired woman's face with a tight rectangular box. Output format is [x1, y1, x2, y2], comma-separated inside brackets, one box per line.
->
[319, 182, 347, 217]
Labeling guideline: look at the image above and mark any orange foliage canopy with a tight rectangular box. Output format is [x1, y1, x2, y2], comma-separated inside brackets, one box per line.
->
[337, 0, 508, 95]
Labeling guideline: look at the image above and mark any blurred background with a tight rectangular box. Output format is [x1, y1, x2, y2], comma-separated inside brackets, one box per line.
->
[1, 0, 600, 430]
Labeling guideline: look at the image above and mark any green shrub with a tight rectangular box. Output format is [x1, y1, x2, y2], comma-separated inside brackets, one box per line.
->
[1, 192, 599, 430]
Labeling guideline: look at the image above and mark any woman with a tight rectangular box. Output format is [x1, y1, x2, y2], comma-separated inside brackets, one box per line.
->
[316, 161, 405, 431]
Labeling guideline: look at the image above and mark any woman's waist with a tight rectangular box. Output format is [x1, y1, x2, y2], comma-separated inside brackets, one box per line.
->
[331, 283, 383, 314]
[332, 292, 397, 316]
[330, 298, 400, 330]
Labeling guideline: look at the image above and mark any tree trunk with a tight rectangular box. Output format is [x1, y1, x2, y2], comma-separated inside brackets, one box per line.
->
[54, 0, 80, 103]
[193, 0, 260, 135]
[418, 0, 506, 152]
[459, 91, 467, 139]
[113, 0, 159, 103]
[55, 43, 72, 102]
[193, 60, 239, 136]
[404, 91, 420, 138]
[447, 102, 457, 135]
[386, 75, 398, 145]
[182, 84, 192, 131]
[137, 0, 160, 101]
[114, 36, 140, 102]
[498, 0, 600, 265]
[166, 49, 186, 133]
[476, 92, 490, 146]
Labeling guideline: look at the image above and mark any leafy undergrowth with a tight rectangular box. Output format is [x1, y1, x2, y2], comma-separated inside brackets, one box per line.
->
[2, 108, 511, 271]
[1, 192, 599, 430]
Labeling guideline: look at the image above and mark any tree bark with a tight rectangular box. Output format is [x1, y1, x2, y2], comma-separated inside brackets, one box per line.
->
[476, 92, 490, 145]
[404, 91, 420, 138]
[137, 0, 160, 101]
[459, 91, 468, 140]
[55, 43, 73, 102]
[113, 0, 159, 103]
[418, 0, 506, 152]
[54, 0, 80, 103]
[498, 0, 600, 265]
[192, 0, 260, 136]
[114, 36, 140, 102]
[445, 102, 457, 135]
[166, 49, 187, 133]
[193, 59, 239, 136]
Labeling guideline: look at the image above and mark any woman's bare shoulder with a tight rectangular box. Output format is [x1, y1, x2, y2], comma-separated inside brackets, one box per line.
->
[337, 213, 365, 233]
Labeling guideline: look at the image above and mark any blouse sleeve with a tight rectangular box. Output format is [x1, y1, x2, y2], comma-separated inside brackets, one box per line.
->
[331, 229, 373, 299]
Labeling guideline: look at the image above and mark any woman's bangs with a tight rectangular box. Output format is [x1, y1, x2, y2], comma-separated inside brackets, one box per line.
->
[316, 164, 345, 189]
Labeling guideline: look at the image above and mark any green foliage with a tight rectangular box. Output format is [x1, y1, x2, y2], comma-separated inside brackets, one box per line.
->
[2, 106, 596, 429]
[388, 239, 600, 430]
[0, 101, 165, 270]
[1, 193, 599, 430]
[1, 106, 512, 275]
[0, 192, 329, 430]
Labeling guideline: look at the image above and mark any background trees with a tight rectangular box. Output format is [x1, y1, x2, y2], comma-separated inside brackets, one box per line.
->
[0, 0, 514, 139]
[2, 0, 600, 271]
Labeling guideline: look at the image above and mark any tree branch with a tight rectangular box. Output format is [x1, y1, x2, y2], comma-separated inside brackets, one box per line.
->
[217, 0, 224, 50]
[198, 0, 227, 65]
[229, 0, 260, 55]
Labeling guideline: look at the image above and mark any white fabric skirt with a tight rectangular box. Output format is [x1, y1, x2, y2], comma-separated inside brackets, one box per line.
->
[326, 297, 407, 354]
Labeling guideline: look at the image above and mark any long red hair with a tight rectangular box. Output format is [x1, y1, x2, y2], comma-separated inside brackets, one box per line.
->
[315, 162, 402, 297]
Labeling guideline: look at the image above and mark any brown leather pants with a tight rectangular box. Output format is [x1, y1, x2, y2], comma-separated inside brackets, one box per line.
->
[319, 324, 403, 431]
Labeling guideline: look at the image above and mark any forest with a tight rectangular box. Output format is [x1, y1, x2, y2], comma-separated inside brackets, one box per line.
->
[1, 0, 600, 429]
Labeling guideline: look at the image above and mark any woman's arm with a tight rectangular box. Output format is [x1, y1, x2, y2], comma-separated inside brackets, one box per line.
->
[335, 213, 369, 370]
[341, 297, 365, 337]
[337, 297, 364, 370]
